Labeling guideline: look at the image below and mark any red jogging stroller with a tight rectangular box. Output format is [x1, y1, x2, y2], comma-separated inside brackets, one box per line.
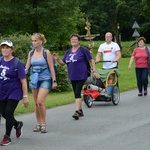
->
[83, 62, 120, 108]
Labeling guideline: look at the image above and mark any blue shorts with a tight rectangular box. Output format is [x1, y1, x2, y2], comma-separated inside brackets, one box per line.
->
[30, 79, 52, 90]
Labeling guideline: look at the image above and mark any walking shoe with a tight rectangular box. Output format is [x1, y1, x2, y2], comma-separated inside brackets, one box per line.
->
[14, 121, 23, 138]
[78, 109, 84, 117]
[72, 111, 80, 120]
[144, 91, 147, 96]
[138, 93, 143, 96]
[0, 135, 11, 146]
[33, 124, 41, 132]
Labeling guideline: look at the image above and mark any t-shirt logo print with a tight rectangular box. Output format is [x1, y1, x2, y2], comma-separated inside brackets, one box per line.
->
[66, 54, 77, 63]
[0, 65, 10, 80]
[104, 46, 113, 53]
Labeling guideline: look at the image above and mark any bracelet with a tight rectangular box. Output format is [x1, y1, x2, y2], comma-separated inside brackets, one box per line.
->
[93, 71, 97, 73]
[23, 95, 28, 98]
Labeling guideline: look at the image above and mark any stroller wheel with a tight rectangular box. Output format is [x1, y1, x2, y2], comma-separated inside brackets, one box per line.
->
[83, 95, 88, 105]
[84, 95, 93, 108]
[112, 85, 120, 105]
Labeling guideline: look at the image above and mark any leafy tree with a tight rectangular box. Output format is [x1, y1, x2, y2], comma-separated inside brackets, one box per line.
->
[79, 0, 147, 43]
[1, 0, 150, 44]
[0, 0, 84, 50]
[140, 0, 150, 41]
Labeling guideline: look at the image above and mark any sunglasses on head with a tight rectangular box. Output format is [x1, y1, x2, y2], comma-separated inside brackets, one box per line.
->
[2, 40, 12, 44]
[32, 33, 41, 35]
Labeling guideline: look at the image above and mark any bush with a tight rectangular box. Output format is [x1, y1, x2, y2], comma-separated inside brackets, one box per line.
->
[52, 65, 71, 92]
[120, 41, 135, 58]
[0, 33, 71, 92]
[0, 33, 31, 63]
[121, 46, 133, 58]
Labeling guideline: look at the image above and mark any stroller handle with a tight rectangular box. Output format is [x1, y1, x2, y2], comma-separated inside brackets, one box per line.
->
[95, 60, 112, 64]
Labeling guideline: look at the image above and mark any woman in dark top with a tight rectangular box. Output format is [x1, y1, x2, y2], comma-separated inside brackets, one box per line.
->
[0, 40, 29, 146]
[54, 34, 99, 120]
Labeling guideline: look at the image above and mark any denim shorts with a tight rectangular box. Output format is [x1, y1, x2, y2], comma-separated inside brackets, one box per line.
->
[30, 79, 52, 90]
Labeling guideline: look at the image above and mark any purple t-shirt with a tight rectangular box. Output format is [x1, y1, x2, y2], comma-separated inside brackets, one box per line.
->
[62, 47, 92, 80]
[0, 57, 26, 101]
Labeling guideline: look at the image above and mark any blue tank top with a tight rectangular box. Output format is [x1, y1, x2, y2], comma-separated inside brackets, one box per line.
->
[31, 56, 51, 80]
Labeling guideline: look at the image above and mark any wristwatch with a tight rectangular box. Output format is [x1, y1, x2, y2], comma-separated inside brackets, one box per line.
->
[53, 80, 57, 83]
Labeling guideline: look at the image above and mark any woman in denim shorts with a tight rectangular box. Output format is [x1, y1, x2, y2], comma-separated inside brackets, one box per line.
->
[25, 33, 57, 133]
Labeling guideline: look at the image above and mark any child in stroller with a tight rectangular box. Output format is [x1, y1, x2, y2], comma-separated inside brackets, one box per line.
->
[83, 68, 120, 108]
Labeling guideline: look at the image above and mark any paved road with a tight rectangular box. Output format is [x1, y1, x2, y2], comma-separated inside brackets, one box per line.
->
[1, 88, 150, 150]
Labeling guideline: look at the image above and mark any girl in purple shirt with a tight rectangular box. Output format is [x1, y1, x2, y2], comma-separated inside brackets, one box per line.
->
[0, 40, 29, 146]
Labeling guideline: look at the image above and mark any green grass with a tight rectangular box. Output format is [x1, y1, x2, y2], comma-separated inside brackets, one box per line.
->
[118, 58, 137, 91]
[15, 41, 138, 115]
[16, 92, 74, 115]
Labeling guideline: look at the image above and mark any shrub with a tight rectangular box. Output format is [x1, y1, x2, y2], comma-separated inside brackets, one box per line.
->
[121, 46, 133, 58]
[120, 41, 135, 58]
[0, 33, 31, 63]
[0, 33, 71, 92]
[51, 65, 71, 92]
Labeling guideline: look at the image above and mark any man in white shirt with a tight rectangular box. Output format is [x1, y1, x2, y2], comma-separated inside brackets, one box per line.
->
[96, 32, 121, 69]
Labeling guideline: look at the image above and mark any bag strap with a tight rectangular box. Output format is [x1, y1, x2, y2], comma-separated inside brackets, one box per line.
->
[80, 46, 90, 64]
[80, 47, 91, 76]
[30, 49, 47, 62]
[0, 56, 2, 63]
[146, 46, 150, 68]
[30, 49, 34, 57]
[14, 57, 19, 71]
[43, 49, 47, 62]
[0, 56, 19, 71]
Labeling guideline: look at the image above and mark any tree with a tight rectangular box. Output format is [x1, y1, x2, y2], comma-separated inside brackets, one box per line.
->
[140, 0, 150, 42]
[80, 0, 123, 47]
[80, 0, 150, 42]
[0, 0, 85, 49]
[1, 0, 150, 44]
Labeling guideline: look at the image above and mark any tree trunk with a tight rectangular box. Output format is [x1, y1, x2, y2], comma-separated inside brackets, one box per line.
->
[32, 0, 39, 32]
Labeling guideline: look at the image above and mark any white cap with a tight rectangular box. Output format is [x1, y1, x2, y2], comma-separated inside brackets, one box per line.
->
[0, 40, 13, 47]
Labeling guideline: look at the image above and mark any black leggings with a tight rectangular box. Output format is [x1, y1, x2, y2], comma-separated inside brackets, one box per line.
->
[71, 80, 86, 98]
[0, 100, 19, 136]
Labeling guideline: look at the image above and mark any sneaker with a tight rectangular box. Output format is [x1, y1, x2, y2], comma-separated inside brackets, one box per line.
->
[144, 91, 147, 96]
[14, 121, 23, 138]
[72, 111, 80, 120]
[0, 135, 11, 146]
[138, 93, 143, 96]
[78, 109, 84, 117]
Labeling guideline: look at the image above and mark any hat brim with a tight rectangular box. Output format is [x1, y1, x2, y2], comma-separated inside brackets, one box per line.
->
[0, 41, 13, 47]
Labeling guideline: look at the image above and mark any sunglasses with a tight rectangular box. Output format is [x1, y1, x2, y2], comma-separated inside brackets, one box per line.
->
[2, 40, 13, 44]
[32, 33, 41, 35]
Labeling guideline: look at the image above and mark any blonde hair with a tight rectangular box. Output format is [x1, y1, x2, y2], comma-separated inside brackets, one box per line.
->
[32, 33, 47, 44]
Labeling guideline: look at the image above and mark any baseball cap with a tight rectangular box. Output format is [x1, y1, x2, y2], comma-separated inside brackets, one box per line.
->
[0, 40, 13, 47]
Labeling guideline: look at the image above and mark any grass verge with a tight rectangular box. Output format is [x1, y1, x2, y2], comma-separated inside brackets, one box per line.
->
[15, 41, 140, 115]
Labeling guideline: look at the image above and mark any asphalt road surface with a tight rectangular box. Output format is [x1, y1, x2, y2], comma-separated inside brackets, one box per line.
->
[1, 88, 150, 150]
